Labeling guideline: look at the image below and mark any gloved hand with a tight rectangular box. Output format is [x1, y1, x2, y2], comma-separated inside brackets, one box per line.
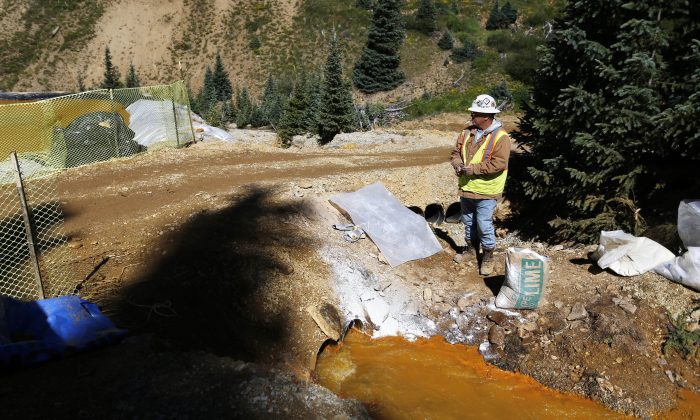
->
[463, 165, 474, 176]
[455, 164, 467, 176]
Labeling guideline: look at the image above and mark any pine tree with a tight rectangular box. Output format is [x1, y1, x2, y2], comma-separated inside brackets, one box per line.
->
[125, 62, 140, 88]
[501, 1, 518, 25]
[303, 71, 323, 134]
[356, 0, 374, 10]
[235, 87, 254, 128]
[450, 38, 479, 63]
[511, 0, 700, 242]
[485, 1, 505, 30]
[100, 46, 122, 89]
[221, 100, 234, 124]
[278, 74, 311, 144]
[260, 74, 284, 128]
[437, 30, 454, 50]
[319, 35, 355, 143]
[212, 51, 233, 101]
[414, 0, 437, 34]
[196, 66, 217, 120]
[353, 0, 406, 93]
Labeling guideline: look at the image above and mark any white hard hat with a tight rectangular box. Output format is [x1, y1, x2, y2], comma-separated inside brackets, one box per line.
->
[468, 94, 500, 114]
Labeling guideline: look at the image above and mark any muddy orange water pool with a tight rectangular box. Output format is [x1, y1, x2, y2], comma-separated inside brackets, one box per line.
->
[316, 330, 697, 419]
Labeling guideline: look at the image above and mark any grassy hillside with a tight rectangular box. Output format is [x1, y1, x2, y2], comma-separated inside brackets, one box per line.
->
[0, 0, 561, 115]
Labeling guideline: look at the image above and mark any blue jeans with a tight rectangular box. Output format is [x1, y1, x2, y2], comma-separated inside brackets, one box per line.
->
[460, 197, 497, 250]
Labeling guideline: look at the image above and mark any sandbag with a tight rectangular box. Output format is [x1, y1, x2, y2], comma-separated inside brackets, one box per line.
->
[653, 247, 700, 291]
[593, 230, 675, 276]
[496, 247, 548, 309]
[678, 200, 700, 248]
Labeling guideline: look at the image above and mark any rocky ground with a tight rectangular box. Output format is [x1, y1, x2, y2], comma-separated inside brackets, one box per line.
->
[3, 117, 699, 418]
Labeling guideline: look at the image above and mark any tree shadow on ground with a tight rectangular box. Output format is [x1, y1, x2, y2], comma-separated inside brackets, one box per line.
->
[111, 186, 313, 362]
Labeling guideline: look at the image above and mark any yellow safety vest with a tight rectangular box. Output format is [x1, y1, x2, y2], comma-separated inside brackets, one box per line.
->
[459, 128, 509, 195]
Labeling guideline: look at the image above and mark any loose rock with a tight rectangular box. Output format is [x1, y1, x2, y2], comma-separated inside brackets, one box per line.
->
[567, 302, 588, 321]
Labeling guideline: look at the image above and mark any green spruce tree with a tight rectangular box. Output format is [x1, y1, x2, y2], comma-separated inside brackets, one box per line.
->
[485, 1, 505, 30]
[260, 74, 284, 128]
[353, 0, 406, 93]
[511, 0, 700, 242]
[235, 87, 254, 128]
[501, 1, 518, 25]
[278, 74, 311, 145]
[319, 35, 355, 143]
[212, 51, 233, 101]
[437, 30, 454, 50]
[303, 71, 322, 134]
[196, 66, 217, 120]
[356, 0, 374, 10]
[125, 61, 140, 88]
[414, 0, 437, 34]
[100, 46, 122, 89]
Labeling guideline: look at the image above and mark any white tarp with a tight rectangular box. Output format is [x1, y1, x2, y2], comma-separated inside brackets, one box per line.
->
[593, 230, 675, 276]
[652, 199, 700, 290]
[678, 199, 700, 248]
[126, 100, 234, 146]
[330, 183, 442, 267]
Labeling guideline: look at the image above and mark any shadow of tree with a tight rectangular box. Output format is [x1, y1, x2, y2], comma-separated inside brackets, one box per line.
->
[111, 186, 314, 362]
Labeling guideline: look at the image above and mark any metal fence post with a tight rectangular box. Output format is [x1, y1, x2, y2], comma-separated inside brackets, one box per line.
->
[10, 152, 45, 299]
[109, 88, 121, 157]
[170, 84, 180, 147]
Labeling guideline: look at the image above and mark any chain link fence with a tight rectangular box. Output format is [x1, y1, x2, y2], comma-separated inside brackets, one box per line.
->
[0, 81, 194, 300]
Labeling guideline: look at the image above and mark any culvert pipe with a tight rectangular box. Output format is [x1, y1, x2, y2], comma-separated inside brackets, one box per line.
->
[424, 203, 445, 225]
[445, 202, 462, 223]
[407, 205, 424, 216]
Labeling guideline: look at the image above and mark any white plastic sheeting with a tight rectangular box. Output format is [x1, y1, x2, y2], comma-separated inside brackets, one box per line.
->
[126, 100, 234, 145]
[678, 199, 700, 247]
[594, 230, 675, 276]
[653, 199, 700, 291]
[330, 183, 443, 267]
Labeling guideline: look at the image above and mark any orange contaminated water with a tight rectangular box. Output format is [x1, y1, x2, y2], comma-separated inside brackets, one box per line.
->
[315, 329, 628, 419]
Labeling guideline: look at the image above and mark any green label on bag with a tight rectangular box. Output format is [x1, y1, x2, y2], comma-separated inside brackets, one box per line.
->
[516, 258, 544, 309]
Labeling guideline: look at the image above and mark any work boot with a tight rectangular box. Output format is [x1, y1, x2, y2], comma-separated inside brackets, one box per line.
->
[453, 242, 479, 265]
[480, 248, 495, 276]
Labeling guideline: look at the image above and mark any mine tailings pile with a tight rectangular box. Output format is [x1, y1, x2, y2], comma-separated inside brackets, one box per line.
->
[315, 329, 700, 418]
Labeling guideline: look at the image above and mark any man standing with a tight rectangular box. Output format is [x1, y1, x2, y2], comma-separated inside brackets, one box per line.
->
[450, 94, 511, 276]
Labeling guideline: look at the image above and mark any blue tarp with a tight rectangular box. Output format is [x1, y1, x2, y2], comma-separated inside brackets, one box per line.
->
[0, 295, 127, 368]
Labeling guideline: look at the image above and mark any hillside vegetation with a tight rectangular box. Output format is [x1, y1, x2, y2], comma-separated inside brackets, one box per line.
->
[0, 0, 555, 111]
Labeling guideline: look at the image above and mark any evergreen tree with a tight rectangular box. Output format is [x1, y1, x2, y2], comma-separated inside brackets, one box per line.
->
[356, 0, 374, 10]
[501, 2, 518, 25]
[278, 74, 311, 144]
[195, 66, 217, 120]
[437, 30, 454, 50]
[303, 71, 322, 134]
[100, 46, 122, 89]
[125, 61, 140, 88]
[353, 0, 406, 93]
[261, 74, 284, 128]
[235, 87, 254, 128]
[485, 1, 505, 30]
[511, 0, 700, 242]
[450, 38, 479, 63]
[221, 100, 234, 124]
[212, 51, 233, 101]
[319, 36, 355, 143]
[414, 0, 437, 34]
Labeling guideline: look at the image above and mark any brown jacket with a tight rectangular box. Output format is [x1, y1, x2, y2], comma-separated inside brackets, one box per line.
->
[450, 123, 511, 200]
